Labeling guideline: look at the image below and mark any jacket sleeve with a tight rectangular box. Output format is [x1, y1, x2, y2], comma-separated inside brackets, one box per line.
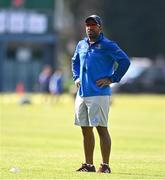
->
[108, 42, 131, 83]
[72, 43, 80, 81]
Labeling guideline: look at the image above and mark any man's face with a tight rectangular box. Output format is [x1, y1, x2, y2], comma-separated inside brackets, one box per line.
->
[85, 19, 101, 39]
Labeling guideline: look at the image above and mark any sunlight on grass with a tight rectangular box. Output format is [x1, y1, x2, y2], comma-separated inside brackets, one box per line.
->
[0, 94, 165, 179]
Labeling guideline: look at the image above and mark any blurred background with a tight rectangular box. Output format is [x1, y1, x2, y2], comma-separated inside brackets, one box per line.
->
[0, 0, 165, 94]
[1, 1, 165, 178]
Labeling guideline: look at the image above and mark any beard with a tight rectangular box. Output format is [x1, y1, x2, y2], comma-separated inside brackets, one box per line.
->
[87, 30, 99, 40]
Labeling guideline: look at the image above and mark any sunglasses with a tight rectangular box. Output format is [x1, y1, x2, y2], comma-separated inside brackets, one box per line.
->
[85, 23, 99, 27]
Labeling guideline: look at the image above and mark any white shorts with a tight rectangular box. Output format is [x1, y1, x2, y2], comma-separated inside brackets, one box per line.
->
[74, 95, 111, 127]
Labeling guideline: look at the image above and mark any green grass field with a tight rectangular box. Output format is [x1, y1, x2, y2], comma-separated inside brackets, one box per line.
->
[0, 94, 165, 179]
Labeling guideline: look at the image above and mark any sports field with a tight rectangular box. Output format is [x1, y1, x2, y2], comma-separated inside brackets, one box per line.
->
[0, 94, 165, 179]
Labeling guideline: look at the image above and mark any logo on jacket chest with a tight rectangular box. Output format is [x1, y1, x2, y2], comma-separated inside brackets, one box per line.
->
[80, 44, 89, 50]
[95, 44, 102, 49]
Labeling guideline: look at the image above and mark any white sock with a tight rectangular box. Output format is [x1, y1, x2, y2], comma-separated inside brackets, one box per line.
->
[102, 163, 109, 166]
[86, 163, 93, 167]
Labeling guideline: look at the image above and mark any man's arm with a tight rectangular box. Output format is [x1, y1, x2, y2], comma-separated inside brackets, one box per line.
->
[109, 42, 131, 83]
[72, 43, 80, 88]
[96, 42, 130, 87]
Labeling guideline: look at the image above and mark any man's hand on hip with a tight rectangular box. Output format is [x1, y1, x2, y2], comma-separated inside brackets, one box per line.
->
[75, 78, 80, 88]
[96, 78, 112, 87]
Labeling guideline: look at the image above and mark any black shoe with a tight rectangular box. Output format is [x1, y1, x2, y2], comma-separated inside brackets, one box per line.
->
[97, 163, 111, 173]
[76, 163, 96, 172]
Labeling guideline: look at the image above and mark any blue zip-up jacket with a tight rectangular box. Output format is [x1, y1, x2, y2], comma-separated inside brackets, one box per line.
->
[72, 33, 130, 97]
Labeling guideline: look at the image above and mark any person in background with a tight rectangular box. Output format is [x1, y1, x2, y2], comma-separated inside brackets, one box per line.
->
[38, 65, 52, 102]
[49, 69, 63, 103]
[72, 15, 130, 173]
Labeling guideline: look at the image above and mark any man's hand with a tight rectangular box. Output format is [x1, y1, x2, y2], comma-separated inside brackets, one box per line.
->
[75, 78, 80, 88]
[96, 78, 112, 87]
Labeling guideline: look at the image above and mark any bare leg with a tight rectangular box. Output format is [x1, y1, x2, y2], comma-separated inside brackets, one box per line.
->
[96, 126, 111, 164]
[81, 127, 95, 164]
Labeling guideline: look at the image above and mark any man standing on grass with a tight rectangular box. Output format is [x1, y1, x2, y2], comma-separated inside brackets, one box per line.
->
[72, 15, 130, 173]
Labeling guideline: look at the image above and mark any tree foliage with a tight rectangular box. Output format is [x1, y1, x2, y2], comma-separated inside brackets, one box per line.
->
[67, 0, 165, 58]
